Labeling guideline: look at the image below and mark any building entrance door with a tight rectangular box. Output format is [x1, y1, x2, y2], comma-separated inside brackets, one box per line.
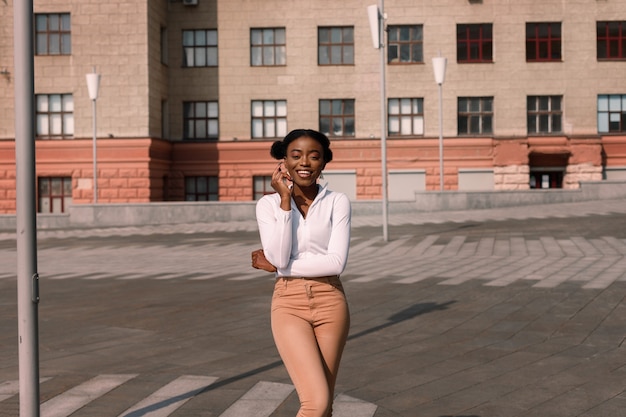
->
[529, 171, 563, 189]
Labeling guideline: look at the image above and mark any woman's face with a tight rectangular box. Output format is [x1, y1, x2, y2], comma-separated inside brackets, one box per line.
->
[284, 136, 325, 189]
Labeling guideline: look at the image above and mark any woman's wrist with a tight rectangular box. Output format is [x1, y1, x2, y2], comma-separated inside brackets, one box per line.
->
[280, 195, 291, 211]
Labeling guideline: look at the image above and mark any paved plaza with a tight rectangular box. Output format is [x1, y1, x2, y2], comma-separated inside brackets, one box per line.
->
[1, 199, 626, 416]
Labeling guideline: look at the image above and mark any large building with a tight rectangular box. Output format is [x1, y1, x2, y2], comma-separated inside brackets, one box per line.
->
[1, 0, 626, 214]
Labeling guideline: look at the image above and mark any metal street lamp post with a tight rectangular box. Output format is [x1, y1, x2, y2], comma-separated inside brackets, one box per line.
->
[14, 0, 41, 415]
[367, 1, 389, 241]
[432, 55, 447, 191]
[86, 69, 101, 203]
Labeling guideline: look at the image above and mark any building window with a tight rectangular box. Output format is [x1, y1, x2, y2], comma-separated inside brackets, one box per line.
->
[183, 101, 219, 140]
[35, 13, 71, 55]
[251, 28, 286, 66]
[527, 96, 562, 134]
[458, 97, 493, 135]
[526, 22, 561, 62]
[185, 176, 218, 201]
[36, 94, 74, 139]
[388, 98, 424, 136]
[251, 100, 287, 138]
[38, 177, 72, 213]
[597, 21, 626, 60]
[387, 25, 423, 64]
[598, 94, 626, 133]
[319, 99, 355, 137]
[457, 23, 493, 63]
[253, 176, 273, 200]
[182, 29, 217, 67]
[318, 26, 354, 65]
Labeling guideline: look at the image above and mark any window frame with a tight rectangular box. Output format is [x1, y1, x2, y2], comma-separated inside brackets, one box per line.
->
[319, 99, 355, 137]
[183, 101, 219, 140]
[35, 93, 74, 139]
[251, 100, 288, 139]
[597, 21, 626, 61]
[253, 175, 274, 200]
[35, 13, 71, 56]
[527, 95, 563, 134]
[387, 25, 424, 64]
[387, 98, 424, 136]
[318, 26, 354, 66]
[250, 27, 286, 66]
[458, 96, 494, 136]
[184, 176, 219, 201]
[182, 29, 218, 68]
[38, 176, 72, 213]
[598, 94, 626, 133]
[456, 23, 493, 63]
[526, 22, 562, 62]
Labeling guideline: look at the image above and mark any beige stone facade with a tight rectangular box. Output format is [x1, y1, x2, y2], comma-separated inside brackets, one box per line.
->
[1, 0, 626, 213]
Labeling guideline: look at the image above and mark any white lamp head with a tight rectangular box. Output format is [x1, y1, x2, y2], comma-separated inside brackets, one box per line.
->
[432, 56, 447, 85]
[86, 71, 101, 101]
[367, 4, 380, 49]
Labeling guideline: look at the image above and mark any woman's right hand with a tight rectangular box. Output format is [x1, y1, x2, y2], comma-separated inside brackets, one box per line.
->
[271, 162, 292, 197]
[251, 249, 277, 273]
[271, 162, 293, 211]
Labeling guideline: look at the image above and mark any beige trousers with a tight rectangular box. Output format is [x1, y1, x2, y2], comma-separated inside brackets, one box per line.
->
[271, 276, 350, 417]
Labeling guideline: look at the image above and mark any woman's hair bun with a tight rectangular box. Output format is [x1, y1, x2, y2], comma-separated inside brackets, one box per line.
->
[270, 140, 286, 160]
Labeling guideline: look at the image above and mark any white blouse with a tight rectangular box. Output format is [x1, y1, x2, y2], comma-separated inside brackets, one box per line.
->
[256, 184, 351, 278]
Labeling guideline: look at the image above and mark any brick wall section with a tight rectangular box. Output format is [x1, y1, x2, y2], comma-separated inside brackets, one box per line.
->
[494, 166, 531, 190]
[564, 164, 603, 189]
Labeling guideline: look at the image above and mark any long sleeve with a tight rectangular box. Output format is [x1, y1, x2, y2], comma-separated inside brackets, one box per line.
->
[256, 195, 293, 269]
[281, 192, 351, 277]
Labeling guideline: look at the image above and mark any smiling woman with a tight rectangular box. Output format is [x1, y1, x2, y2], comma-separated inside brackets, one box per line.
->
[251, 129, 351, 417]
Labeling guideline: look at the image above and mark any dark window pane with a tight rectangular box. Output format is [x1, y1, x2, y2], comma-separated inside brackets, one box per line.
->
[319, 100, 330, 115]
[345, 118, 355, 135]
[344, 100, 354, 114]
[400, 44, 410, 62]
[483, 116, 492, 133]
[343, 27, 353, 43]
[318, 47, 329, 65]
[411, 44, 423, 62]
[319, 117, 330, 134]
[553, 115, 562, 132]
[331, 100, 343, 114]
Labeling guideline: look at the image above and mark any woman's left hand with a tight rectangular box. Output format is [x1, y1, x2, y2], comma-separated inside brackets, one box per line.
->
[251, 249, 277, 272]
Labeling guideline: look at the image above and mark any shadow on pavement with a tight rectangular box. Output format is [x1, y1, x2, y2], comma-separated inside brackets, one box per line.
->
[348, 301, 457, 341]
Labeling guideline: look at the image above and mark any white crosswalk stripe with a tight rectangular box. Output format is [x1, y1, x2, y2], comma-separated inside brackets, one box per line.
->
[0, 375, 377, 417]
[42, 374, 137, 417]
[334, 394, 378, 417]
[0, 377, 51, 402]
[117, 375, 217, 417]
[218, 381, 293, 417]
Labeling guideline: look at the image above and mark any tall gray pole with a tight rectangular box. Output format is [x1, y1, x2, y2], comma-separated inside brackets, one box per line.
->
[432, 54, 447, 192]
[13, 0, 41, 416]
[438, 83, 444, 191]
[92, 98, 97, 203]
[86, 69, 100, 204]
[378, 0, 388, 242]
